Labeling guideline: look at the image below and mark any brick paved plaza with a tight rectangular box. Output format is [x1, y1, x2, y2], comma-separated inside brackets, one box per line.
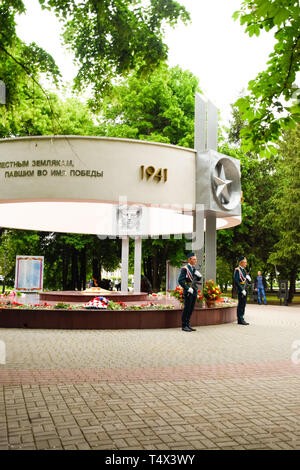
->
[0, 304, 300, 450]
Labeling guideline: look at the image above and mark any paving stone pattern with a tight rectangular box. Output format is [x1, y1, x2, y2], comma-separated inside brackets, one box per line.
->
[0, 304, 300, 450]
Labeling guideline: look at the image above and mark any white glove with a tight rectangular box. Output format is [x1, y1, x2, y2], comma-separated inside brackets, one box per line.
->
[188, 287, 194, 294]
[242, 289, 247, 296]
[246, 275, 251, 282]
[194, 270, 201, 278]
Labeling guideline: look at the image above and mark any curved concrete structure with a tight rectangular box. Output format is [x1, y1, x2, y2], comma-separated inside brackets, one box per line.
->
[0, 135, 241, 235]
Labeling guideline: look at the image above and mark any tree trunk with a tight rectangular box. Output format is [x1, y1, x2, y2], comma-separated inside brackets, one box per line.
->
[80, 248, 86, 291]
[92, 258, 100, 286]
[270, 276, 273, 292]
[288, 267, 297, 303]
[231, 262, 237, 298]
[62, 245, 70, 290]
[152, 249, 159, 291]
[144, 257, 153, 287]
[71, 248, 79, 290]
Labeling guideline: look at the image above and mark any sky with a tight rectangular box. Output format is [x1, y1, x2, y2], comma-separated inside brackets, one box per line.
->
[15, 0, 276, 127]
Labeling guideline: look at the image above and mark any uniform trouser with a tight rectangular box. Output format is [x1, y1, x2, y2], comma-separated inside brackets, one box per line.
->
[257, 287, 266, 304]
[237, 291, 247, 322]
[182, 293, 197, 327]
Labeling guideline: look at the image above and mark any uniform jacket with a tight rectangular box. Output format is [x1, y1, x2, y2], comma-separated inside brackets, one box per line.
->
[178, 264, 198, 296]
[234, 266, 248, 293]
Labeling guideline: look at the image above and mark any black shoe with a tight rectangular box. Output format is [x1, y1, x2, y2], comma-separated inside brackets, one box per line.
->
[238, 320, 249, 325]
[188, 326, 197, 331]
[182, 326, 192, 332]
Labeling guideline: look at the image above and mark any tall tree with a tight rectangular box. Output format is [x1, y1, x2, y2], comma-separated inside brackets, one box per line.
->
[97, 64, 200, 147]
[39, 0, 190, 109]
[216, 143, 278, 293]
[233, 0, 300, 156]
[0, 0, 61, 106]
[265, 125, 300, 301]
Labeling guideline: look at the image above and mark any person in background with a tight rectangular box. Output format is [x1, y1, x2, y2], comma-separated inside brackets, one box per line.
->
[254, 271, 267, 305]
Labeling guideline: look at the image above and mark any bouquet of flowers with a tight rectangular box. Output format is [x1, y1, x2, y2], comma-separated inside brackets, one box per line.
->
[169, 286, 203, 304]
[202, 280, 222, 301]
[83, 296, 110, 309]
[197, 290, 204, 303]
[169, 286, 184, 304]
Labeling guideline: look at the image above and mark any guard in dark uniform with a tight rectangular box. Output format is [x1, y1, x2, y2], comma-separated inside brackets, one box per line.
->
[234, 256, 251, 325]
[178, 252, 202, 332]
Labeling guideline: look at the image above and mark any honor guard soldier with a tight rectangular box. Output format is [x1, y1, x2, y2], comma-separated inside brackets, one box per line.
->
[234, 256, 251, 325]
[178, 252, 202, 332]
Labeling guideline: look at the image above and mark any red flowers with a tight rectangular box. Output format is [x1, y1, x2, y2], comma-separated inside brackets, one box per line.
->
[169, 286, 203, 304]
[203, 280, 222, 301]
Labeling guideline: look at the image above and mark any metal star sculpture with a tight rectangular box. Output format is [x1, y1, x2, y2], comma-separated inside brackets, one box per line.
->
[213, 164, 232, 204]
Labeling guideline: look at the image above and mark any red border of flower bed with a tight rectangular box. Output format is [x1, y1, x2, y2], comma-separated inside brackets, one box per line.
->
[0, 305, 237, 329]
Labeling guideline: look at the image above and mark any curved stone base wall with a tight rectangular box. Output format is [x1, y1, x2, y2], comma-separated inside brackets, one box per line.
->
[0, 305, 236, 330]
[39, 290, 149, 303]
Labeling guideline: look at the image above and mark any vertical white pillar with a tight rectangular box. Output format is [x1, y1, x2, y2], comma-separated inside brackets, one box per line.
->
[194, 93, 206, 152]
[205, 99, 218, 282]
[192, 204, 204, 286]
[134, 236, 142, 293]
[121, 236, 129, 292]
[205, 212, 216, 281]
[194, 93, 206, 282]
[207, 99, 218, 151]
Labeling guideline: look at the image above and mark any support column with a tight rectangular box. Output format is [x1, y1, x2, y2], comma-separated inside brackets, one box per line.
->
[205, 212, 216, 281]
[194, 93, 206, 284]
[194, 93, 206, 152]
[121, 236, 129, 292]
[207, 99, 218, 151]
[192, 204, 204, 289]
[133, 236, 142, 293]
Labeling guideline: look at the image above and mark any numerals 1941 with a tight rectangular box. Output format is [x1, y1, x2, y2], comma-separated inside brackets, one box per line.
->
[140, 165, 168, 182]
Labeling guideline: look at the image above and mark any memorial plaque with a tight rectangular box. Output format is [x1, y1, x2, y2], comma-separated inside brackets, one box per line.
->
[15, 256, 44, 292]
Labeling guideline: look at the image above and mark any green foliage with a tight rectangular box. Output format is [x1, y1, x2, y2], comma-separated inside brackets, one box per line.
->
[233, 0, 300, 156]
[38, 0, 190, 109]
[97, 64, 200, 147]
[0, 84, 97, 137]
[0, 0, 61, 108]
[265, 125, 300, 271]
[217, 141, 278, 278]
[53, 302, 71, 309]
[216, 257, 233, 291]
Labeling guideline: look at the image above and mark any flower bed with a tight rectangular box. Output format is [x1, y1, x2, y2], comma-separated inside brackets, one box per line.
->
[0, 296, 175, 311]
[0, 294, 237, 329]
